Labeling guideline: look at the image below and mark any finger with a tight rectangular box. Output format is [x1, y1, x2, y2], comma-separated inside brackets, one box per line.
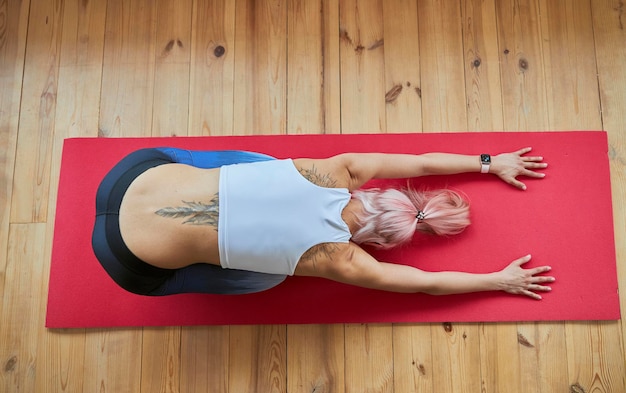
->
[528, 284, 552, 292]
[522, 289, 542, 300]
[533, 276, 556, 283]
[522, 169, 546, 179]
[522, 155, 544, 162]
[523, 161, 548, 169]
[515, 147, 533, 156]
[509, 178, 527, 190]
[530, 266, 552, 275]
[514, 254, 532, 266]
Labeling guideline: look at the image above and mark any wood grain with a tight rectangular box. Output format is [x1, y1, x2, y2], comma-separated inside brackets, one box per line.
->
[180, 326, 230, 393]
[461, 0, 504, 131]
[339, 0, 386, 133]
[152, 0, 192, 137]
[382, 0, 422, 133]
[229, 325, 287, 393]
[417, 0, 467, 132]
[344, 324, 393, 393]
[0, 224, 47, 393]
[287, 0, 340, 134]
[287, 324, 345, 393]
[99, 0, 157, 137]
[233, 0, 287, 135]
[539, 0, 601, 130]
[393, 324, 434, 393]
[188, 0, 236, 136]
[11, 0, 63, 223]
[495, 0, 549, 131]
[0, 0, 29, 295]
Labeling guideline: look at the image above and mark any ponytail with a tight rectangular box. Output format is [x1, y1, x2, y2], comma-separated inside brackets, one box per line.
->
[351, 187, 470, 249]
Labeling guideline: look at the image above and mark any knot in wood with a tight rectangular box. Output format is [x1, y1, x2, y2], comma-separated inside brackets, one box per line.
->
[214, 45, 226, 58]
[570, 382, 586, 393]
[519, 58, 529, 71]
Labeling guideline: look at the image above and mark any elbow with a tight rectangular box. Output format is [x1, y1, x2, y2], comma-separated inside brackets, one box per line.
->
[419, 155, 438, 176]
[421, 287, 446, 296]
[416, 275, 446, 296]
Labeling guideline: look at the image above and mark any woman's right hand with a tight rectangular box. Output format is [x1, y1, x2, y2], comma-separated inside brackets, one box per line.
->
[495, 255, 555, 300]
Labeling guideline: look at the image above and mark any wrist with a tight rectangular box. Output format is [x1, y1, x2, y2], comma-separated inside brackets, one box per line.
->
[488, 271, 504, 291]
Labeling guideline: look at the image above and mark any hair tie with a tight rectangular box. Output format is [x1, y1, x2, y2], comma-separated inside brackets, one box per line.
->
[416, 210, 426, 223]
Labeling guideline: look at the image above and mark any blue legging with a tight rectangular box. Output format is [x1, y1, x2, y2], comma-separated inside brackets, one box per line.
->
[92, 147, 287, 296]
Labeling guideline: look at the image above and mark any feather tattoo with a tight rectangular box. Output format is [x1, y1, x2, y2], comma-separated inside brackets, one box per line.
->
[155, 194, 219, 227]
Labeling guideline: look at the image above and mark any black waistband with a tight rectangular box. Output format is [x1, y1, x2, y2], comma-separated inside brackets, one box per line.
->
[94, 149, 174, 289]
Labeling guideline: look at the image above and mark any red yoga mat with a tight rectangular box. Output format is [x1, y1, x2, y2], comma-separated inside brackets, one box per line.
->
[47, 132, 619, 328]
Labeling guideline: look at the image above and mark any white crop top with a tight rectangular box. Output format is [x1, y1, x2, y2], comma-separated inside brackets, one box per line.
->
[218, 159, 352, 275]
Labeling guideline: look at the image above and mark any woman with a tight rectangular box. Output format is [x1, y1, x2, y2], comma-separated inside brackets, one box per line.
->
[93, 146, 554, 299]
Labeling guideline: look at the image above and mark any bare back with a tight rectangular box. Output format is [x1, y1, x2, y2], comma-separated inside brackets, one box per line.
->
[118, 157, 360, 272]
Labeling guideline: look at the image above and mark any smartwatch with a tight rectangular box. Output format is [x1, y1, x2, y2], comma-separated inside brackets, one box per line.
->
[480, 154, 491, 174]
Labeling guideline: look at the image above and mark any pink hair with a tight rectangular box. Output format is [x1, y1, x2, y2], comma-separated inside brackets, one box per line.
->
[350, 187, 470, 249]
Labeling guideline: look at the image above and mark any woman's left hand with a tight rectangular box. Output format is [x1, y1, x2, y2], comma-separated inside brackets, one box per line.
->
[491, 147, 547, 190]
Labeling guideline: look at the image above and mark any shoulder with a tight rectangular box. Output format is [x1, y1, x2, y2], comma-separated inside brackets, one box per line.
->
[294, 241, 355, 277]
[292, 155, 359, 190]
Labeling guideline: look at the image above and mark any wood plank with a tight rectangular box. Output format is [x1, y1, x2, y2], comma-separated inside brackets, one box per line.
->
[417, 0, 467, 132]
[478, 323, 524, 393]
[321, 0, 341, 133]
[99, 0, 157, 137]
[35, 329, 86, 393]
[339, 0, 385, 134]
[152, 0, 192, 137]
[0, 0, 30, 303]
[518, 322, 569, 392]
[495, 0, 548, 131]
[430, 323, 480, 393]
[33, 1, 108, 390]
[233, 0, 287, 135]
[141, 327, 181, 393]
[382, 0, 422, 133]
[180, 326, 230, 393]
[539, 0, 601, 130]
[10, 0, 63, 223]
[81, 328, 143, 392]
[287, 324, 345, 393]
[229, 325, 287, 393]
[188, 0, 236, 136]
[287, 0, 340, 134]
[393, 324, 433, 393]
[587, 1, 626, 391]
[344, 324, 393, 393]
[566, 322, 626, 392]
[461, 0, 504, 131]
[0, 224, 47, 393]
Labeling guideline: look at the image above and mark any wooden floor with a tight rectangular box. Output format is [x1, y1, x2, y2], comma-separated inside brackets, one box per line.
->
[1, 0, 625, 391]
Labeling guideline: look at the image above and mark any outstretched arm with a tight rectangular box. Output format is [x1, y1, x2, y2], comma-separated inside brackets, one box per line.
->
[336, 147, 547, 190]
[300, 244, 554, 299]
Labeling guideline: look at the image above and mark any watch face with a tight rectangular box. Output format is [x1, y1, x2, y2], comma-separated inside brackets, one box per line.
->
[481, 154, 491, 164]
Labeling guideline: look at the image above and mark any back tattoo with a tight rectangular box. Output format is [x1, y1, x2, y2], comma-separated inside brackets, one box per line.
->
[155, 193, 219, 228]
